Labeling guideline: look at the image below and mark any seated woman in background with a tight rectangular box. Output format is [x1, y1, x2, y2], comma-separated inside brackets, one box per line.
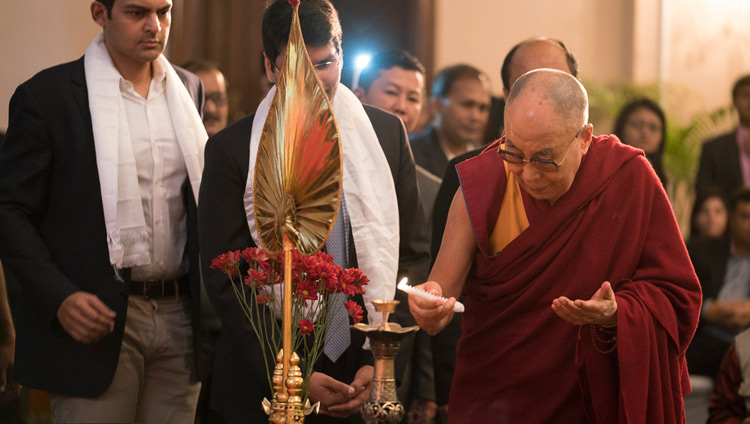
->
[691, 187, 729, 241]
[614, 98, 668, 187]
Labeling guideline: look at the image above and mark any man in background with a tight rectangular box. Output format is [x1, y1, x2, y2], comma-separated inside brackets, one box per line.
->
[182, 60, 229, 137]
[354, 50, 425, 135]
[695, 75, 750, 202]
[409, 64, 492, 178]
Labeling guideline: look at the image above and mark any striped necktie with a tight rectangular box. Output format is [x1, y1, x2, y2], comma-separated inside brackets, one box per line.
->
[324, 194, 351, 362]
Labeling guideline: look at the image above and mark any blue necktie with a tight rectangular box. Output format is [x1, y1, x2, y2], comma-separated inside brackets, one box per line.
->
[324, 194, 351, 362]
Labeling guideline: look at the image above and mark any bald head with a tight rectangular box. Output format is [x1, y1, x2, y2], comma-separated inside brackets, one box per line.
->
[501, 37, 578, 96]
[506, 69, 588, 127]
[502, 69, 592, 205]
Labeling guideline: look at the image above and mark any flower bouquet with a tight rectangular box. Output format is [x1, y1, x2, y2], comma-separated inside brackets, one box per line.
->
[210, 247, 368, 401]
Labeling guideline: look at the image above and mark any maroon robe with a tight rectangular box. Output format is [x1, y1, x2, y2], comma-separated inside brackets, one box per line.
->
[450, 135, 701, 423]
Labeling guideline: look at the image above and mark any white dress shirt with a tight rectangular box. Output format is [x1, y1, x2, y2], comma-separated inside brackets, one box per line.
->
[120, 62, 188, 281]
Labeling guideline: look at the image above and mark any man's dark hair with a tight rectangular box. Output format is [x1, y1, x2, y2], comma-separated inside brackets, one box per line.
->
[356, 50, 425, 92]
[431, 64, 488, 99]
[262, 0, 342, 66]
[181, 60, 221, 75]
[500, 37, 578, 93]
[732, 74, 750, 101]
[97, 0, 115, 19]
[729, 187, 750, 215]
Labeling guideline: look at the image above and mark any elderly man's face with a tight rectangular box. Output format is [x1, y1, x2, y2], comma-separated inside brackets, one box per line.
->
[503, 99, 591, 204]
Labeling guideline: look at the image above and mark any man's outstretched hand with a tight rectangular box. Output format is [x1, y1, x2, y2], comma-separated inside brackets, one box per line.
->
[551, 281, 617, 327]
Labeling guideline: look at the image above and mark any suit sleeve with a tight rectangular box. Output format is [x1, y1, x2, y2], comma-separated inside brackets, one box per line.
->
[382, 116, 431, 385]
[0, 84, 79, 326]
[393, 120, 431, 283]
[198, 131, 275, 380]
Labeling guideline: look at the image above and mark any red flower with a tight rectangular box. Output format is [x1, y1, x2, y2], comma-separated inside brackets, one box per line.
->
[241, 247, 270, 265]
[344, 300, 364, 324]
[296, 278, 319, 301]
[244, 269, 268, 288]
[298, 319, 314, 336]
[309, 261, 340, 293]
[256, 293, 269, 304]
[209, 250, 242, 277]
[315, 251, 335, 264]
[339, 268, 368, 295]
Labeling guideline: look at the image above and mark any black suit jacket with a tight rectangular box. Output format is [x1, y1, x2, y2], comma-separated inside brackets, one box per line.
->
[199, 106, 430, 423]
[409, 125, 450, 178]
[686, 236, 732, 377]
[695, 130, 742, 200]
[0, 57, 205, 397]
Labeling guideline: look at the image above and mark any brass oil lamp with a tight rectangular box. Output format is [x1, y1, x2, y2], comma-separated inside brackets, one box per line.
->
[353, 300, 419, 423]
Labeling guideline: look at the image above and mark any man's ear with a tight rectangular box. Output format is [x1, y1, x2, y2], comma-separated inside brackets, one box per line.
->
[91, 1, 108, 27]
[581, 123, 594, 154]
[263, 52, 278, 84]
[353, 86, 367, 102]
[431, 97, 444, 116]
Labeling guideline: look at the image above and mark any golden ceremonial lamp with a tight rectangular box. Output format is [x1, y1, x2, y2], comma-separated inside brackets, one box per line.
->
[353, 300, 418, 423]
[253, 0, 342, 422]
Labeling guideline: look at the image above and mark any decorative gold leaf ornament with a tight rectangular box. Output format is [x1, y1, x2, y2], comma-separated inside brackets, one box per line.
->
[253, 0, 342, 257]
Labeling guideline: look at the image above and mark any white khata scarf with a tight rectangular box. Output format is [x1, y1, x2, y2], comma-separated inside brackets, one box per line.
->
[84, 33, 207, 274]
[244, 84, 400, 328]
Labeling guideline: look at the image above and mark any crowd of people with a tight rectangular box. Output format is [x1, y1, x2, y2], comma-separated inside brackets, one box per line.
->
[0, 0, 749, 423]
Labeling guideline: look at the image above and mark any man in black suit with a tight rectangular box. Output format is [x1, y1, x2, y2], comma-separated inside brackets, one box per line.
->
[428, 37, 579, 420]
[687, 188, 750, 378]
[695, 75, 750, 202]
[0, 0, 207, 422]
[408, 64, 492, 179]
[198, 1, 429, 423]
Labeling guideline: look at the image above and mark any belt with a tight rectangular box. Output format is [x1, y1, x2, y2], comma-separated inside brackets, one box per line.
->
[129, 278, 189, 299]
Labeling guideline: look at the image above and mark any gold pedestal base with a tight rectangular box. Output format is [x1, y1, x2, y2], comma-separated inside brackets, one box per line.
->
[262, 350, 320, 424]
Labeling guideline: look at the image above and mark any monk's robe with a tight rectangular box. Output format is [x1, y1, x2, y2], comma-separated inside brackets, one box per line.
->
[449, 135, 701, 423]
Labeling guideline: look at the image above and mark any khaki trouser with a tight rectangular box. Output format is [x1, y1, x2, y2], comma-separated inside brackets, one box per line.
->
[50, 295, 201, 423]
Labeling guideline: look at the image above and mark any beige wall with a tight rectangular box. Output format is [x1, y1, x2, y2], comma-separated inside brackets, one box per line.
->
[433, 0, 634, 95]
[0, 1, 99, 130]
[663, 0, 750, 114]
[434, 0, 750, 117]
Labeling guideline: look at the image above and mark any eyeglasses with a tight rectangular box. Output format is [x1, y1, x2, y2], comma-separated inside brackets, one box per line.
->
[205, 91, 228, 106]
[498, 124, 586, 173]
[272, 54, 340, 75]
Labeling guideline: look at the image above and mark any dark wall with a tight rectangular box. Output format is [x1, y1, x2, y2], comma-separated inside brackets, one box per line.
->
[333, 0, 434, 89]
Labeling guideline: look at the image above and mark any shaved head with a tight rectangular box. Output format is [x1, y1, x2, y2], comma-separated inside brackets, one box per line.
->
[506, 68, 588, 127]
[501, 37, 578, 96]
